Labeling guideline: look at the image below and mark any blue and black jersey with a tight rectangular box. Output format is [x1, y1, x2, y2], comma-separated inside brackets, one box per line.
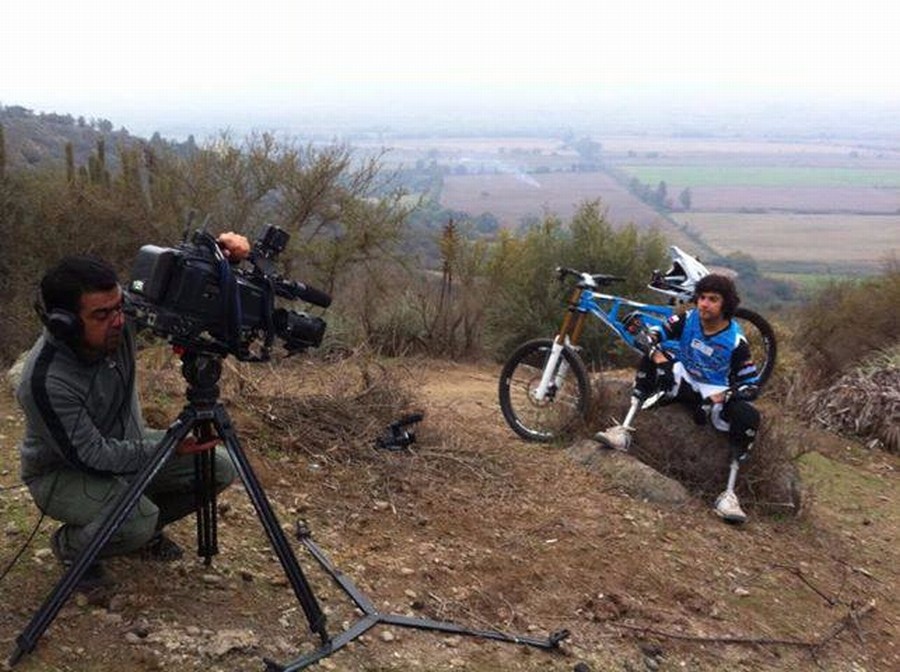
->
[659, 310, 759, 389]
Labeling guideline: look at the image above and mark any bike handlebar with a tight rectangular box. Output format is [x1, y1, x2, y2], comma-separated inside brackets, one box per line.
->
[555, 267, 626, 287]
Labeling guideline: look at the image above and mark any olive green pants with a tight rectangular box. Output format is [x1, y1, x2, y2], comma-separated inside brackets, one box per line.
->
[28, 448, 236, 561]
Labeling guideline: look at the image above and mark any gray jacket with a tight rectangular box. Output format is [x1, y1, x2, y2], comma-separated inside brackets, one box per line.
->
[17, 325, 163, 482]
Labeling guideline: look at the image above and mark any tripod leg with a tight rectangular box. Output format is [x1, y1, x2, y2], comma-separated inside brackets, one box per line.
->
[194, 421, 219, 563]
[212, 405, 329, 644]
[9, 410, 198, 667]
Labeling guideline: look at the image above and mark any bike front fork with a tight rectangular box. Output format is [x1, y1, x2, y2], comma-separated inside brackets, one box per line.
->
[532, 337, 570, 402]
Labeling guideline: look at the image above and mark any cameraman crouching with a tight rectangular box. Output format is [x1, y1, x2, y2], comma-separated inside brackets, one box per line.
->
[16, 233, 250, 590]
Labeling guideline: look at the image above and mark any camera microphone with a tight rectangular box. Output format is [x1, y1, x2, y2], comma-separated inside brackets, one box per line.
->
[277, 280, 332, 308]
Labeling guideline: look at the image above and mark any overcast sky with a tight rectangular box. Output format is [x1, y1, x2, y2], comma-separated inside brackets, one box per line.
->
[3, 1, 898, 135]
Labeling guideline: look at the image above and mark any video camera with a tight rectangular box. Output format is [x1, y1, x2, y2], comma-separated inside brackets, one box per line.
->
[125, 223, 330, 361]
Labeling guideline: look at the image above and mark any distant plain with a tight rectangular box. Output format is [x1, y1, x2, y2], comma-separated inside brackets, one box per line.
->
[371, 135, 900, 275]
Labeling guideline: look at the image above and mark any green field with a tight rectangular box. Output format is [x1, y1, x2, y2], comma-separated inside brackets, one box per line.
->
[619, 165, 900, 188]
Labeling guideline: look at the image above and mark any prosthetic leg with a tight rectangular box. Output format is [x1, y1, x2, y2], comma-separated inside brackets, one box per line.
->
[714, 455, 749, 524]
[593, 356, 670, 451]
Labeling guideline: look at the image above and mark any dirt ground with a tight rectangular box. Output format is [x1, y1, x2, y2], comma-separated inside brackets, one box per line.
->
[0, 352, 897, 672]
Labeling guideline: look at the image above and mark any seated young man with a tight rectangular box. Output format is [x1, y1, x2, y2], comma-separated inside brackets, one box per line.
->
[17, 233, 249, 588]
[594, 274, 761, 523]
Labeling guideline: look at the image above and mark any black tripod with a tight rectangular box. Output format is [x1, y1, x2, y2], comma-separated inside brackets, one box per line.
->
[10, 351, 567, 669]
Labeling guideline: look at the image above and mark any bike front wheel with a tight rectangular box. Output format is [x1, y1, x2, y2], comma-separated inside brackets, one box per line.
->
[498, 338, 591, 442]
[734, 307, 777, 388]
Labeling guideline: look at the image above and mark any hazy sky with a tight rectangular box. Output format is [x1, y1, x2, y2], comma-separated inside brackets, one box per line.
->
[3, 0, 898, 135]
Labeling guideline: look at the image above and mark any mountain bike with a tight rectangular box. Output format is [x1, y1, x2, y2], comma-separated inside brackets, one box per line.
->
[498, 247, 777, 442]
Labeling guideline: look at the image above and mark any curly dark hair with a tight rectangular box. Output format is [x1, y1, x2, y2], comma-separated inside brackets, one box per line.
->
[694, 273, 740, 318]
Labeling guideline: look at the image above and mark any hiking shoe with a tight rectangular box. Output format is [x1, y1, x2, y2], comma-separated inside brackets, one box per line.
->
[593, 424, 632, 451]
[140, 532, 184, 562]
[50, 527, 114, 591]
[714, 490, 748, 524]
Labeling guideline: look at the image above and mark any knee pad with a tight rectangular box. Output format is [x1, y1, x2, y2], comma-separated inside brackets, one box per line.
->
[724, 400, 760, 447]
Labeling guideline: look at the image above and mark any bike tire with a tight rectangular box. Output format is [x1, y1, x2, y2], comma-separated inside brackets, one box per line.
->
[734, 307, 777, 388]
[498, 338, 591, 442]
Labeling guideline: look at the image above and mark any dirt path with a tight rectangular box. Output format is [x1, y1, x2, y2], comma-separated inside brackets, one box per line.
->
[0, 355, 897, 671]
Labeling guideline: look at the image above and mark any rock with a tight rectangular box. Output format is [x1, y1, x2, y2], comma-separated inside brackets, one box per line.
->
[379, 629, 395, 642]
[204, 628, 259, 657]
[588, 377, 803, 514]
[568, 440, 690, 505]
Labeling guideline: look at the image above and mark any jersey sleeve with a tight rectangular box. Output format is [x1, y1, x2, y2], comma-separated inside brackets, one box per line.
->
[730, 338, 760, 388]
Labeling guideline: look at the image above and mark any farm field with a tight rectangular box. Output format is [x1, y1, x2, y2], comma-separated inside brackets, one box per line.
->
[441, 172, 666, 230]
[616, 165, 900, 188]
[687, 186, 900, 213]
[364, 133, 900, 276]
[671, 212, 900, 271]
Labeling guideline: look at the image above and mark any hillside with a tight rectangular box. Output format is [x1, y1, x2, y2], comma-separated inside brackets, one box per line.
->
[0, 352, 896, 671]
[0, 104, 194, 172]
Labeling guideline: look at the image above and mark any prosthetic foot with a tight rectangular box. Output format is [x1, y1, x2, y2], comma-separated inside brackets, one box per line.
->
[593, 397, 641, 451]
[714, 459, 748, 524]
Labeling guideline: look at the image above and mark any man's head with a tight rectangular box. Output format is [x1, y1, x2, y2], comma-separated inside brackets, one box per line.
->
[40, 256, 124, 354]
[693, 273, 740, 320]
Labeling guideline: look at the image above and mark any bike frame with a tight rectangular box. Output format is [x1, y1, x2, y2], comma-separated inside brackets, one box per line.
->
[532, 276, 676, 403]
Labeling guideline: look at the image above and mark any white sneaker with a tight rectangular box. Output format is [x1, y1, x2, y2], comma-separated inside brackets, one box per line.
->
[593, 425, 632, 451]
[714, 490, 748, 524]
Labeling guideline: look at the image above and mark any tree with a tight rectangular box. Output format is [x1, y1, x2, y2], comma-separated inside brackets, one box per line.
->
[654, 181, 668, 208]
[679, 187, 692, 211]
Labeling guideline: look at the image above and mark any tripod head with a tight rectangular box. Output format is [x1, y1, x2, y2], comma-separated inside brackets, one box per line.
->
[177, 349, 224, 406]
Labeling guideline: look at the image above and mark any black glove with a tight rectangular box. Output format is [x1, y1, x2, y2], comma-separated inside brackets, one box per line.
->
[728, 384, 759, 402]
[655, 360, 675, 392]
[633, 328, 658, 357]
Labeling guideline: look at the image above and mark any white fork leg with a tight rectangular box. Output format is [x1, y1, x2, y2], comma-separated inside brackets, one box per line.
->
[532, 338, 566, 402]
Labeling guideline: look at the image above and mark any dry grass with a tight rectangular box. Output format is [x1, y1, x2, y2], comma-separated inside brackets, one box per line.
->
[803, 348, 900, 453]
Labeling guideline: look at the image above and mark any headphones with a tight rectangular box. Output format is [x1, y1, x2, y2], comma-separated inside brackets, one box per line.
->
[34, 294, 83, 345]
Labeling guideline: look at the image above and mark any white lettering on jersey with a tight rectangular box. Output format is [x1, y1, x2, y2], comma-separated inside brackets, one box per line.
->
[690, 338, 714, 357]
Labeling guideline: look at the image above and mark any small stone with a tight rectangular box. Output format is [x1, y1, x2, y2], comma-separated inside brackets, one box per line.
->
[379, 630, 395, 642]
[443, 635, 461, 648]
[124, 632, 143, 644]
[734, 587, 750, 597]
[400, 567, 415, 575]
[108, 594, 128, 612]
[5, 522, 20, 535]
[404, 589, 418, 599]
[644, 656, 660, 671]
[34, 548, 54, 560]
[373, 500, 390, 511]
[202, 574, 224, 585]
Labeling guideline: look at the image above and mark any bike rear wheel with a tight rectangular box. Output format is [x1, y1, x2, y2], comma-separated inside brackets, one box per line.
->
[498, 338, 591, 442]
[734, 308, 777, 388]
